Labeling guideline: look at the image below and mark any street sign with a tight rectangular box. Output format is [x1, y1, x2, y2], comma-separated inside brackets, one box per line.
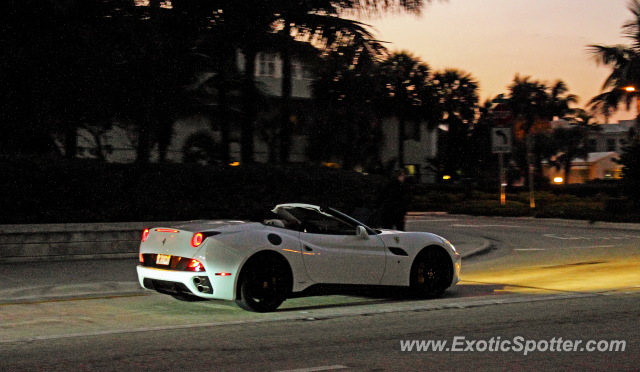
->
[492, 127, 512, 153]
[492, 103, 512, 127]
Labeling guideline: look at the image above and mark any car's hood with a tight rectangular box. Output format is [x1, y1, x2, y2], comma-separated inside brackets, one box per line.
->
[170, 220, 264, 233]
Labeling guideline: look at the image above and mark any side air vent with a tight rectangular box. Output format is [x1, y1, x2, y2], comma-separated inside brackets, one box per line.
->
[388, 247, 408, 256]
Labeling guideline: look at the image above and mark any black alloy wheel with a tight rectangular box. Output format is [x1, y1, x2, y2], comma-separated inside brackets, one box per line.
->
[236, 257, 288, 312]
[410, 248, 452, 298]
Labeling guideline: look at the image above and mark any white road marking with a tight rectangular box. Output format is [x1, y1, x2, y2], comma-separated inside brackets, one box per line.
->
[274, 365, 348, 372]
[195, 303, 240, 310]
[515, 245, 617, 251]
[543, 234, 590, 240]
[451, 224, 525, 228]
[544, 234, 640, 240]
[407, 219, 458, 222]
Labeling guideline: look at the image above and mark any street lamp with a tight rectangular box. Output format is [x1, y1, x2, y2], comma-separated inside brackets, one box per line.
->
[624, 85, 640, 141]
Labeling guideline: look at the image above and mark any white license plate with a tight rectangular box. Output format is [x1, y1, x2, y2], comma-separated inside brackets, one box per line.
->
[156, 254, 171, 265]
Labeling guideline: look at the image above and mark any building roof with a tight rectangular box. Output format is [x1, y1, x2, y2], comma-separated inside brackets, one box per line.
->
[552, 119, 635, 133]
[571, 152, 619, 164]
[598, 123, 632, 134]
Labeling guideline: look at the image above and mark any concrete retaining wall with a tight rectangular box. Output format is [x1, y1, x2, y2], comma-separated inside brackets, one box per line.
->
[0, 222, 177, 263]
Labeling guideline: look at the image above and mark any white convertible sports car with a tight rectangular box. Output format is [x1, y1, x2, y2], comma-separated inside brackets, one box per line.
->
[137, 203, 461, 312]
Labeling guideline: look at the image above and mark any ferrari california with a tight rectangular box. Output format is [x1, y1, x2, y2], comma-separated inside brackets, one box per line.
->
[137, 203, 461, 312]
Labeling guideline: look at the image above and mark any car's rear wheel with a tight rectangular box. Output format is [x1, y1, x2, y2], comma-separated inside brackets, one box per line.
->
[410, 248, 452, 298]
[235, 256, 289, 312]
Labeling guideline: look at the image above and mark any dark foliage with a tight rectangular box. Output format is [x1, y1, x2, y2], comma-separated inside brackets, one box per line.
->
[0, 158, 386, 224]
[618, 141, 640, 203]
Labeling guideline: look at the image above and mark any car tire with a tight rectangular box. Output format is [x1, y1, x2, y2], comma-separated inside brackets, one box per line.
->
[235, 256, 289, 312]
[410, 248, 452, 298]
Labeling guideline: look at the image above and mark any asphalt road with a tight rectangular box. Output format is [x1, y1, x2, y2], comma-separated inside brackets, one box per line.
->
[1, 214, 638, 371]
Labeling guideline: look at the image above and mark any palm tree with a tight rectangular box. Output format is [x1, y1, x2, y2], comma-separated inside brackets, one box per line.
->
[378, 51, 437, 169]
[551, 109, 599, 185]
[273, 0, 434, 163]
[588, 0, 640, 129]
[310, 42, 386, 170]
[508, 75, 578, 185]
[432, 69, 479, 179]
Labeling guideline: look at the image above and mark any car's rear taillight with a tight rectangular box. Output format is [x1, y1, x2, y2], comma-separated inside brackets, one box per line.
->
[142, 228, 150, 242]
[186, 259, 205, 272]
[191, 233, 204, 247]
[190, 232, 220, 247]
[139, 253, 144, 263]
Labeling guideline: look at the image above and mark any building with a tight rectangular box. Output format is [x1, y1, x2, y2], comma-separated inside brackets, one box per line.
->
[587, 119, 634, 153]
[70, 51, 439, 182]
[545, 152, 622, 184]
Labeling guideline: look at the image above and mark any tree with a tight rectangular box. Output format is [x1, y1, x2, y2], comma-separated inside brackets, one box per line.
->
[0, 0, 87, 157]
[588, 0, 640, 128]
[550, 109, 598, 185]
[508, 75, 578, 185]
[464, 98, 500, 186]
[377, 52, 438, 169]
[431, 69, 479, 179]
[618, 141, 640, 203]
[273, 0, 434, 163]
[310, 42, 386, 170]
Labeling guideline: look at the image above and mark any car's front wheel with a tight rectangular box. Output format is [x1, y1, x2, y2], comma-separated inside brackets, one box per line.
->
[235, 256, 289, 312]
[410, 248, 452, 298]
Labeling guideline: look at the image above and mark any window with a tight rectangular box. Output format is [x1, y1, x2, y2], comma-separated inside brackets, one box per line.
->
[293, 62, 313, 80]
[257, 53, 278, 78]
[403, 121, 421, 141]
[586, 139, 597, 153]
[285, 207, 357, 235]
[606, 139, 617, 152]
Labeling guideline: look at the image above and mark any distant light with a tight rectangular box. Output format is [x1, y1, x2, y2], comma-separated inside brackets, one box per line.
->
[229, 162, 240, 166]
[625, 86, 636, 92]
[443, 175, 451, 180]
[322, 162, 340, 169]
[554, 177, 563, 183]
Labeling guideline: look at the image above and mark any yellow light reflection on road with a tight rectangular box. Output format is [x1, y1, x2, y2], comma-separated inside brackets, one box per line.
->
[461, 248, 640, 294]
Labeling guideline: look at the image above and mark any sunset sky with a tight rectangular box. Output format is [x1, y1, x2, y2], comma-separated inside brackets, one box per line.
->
[366, 0, 635, 123]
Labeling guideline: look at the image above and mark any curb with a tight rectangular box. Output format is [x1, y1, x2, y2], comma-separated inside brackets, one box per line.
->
[0, 253, 138, 264]
[0, 282, 147, 305]
[459, 238, 493, 259]
[407, 212, 640, 232]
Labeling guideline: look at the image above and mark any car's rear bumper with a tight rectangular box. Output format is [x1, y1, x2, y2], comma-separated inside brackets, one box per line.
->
[137, 266, 235, 300]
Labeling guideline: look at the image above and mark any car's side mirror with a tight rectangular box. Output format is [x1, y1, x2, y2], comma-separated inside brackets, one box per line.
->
[356, 225, 369, 240]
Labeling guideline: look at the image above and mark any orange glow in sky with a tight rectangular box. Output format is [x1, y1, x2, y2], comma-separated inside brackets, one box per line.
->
[367, 0, 635, 123]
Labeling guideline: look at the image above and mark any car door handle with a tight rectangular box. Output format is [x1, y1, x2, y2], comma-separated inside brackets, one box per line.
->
[304, 245, 313, 252]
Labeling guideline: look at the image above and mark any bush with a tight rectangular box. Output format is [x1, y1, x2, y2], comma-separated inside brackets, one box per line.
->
[0, 158, 387, 224]
[448, 200, 530, 217]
